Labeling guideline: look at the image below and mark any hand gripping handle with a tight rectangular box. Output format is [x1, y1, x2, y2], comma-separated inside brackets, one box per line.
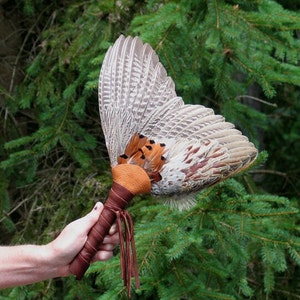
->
[69, 181, 134, 279]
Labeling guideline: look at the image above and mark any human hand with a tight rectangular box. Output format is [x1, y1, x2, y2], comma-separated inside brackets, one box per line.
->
[45, 202, 119, 277]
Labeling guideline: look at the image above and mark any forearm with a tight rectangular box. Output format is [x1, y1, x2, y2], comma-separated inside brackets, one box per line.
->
[0, 244, 63, 288]
[0, 203, 118, 289]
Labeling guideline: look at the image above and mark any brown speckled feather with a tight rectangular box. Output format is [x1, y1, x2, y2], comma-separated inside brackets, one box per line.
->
[99, 35, 257, 210]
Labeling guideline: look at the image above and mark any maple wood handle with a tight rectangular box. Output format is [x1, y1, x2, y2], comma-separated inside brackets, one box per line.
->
[69, 181, 134, 279]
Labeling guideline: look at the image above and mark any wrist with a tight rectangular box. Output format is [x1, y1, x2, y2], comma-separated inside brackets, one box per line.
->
[42, 242, 70, 278]
[29, 244, 64, 281]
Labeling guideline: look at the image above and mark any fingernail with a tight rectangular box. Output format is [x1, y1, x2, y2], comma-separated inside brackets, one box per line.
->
[93, 202, 102, 211]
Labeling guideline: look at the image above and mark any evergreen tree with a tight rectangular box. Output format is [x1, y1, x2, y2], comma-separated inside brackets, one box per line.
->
[0, 0, 300, 299]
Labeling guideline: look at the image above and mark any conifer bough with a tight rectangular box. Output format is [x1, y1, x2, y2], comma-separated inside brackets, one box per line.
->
[69, 35, 257, 296]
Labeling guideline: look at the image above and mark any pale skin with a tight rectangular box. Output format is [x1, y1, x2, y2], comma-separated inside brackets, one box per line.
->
[0, 202, 119, 289]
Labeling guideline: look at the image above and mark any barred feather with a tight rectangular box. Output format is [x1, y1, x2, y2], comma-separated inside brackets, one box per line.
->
[99, 35, 257, 209]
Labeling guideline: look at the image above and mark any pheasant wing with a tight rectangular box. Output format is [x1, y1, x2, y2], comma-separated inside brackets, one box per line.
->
[98, 35, 257, 209]
[99, 35, 180, 165]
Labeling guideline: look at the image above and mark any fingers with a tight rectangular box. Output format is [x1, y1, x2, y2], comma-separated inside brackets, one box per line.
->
[109, 222, 118, 235]
[90, 243, 116, 262]
[90, 223, 120, 263]
[99, 230, 119, 251]
[103, 231, 119, 244]
[98, 243, 115, 251]
[81, 208, 120, 263]
[91, 233, 119, 262]
[91, 250, 114, 262]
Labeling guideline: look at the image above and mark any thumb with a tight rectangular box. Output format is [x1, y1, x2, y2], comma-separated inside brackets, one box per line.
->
[78, 202, 104, 234]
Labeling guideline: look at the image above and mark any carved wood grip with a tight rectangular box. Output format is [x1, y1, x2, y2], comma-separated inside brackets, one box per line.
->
[69, 181, 134, 279]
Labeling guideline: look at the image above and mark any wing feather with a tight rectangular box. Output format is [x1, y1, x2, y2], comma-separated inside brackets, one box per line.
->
[99, 35, 177, 164]
[98, 35, 258, 209]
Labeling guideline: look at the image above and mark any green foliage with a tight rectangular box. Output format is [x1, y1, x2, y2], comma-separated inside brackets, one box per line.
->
[1, 0, 300, 299]
[86, 179, 300, 299]
[131, 0, 300, 102]
[262, 85, 300, 199]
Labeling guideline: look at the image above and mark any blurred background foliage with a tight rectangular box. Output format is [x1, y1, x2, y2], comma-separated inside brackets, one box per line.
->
[0, 0, 300, 299]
